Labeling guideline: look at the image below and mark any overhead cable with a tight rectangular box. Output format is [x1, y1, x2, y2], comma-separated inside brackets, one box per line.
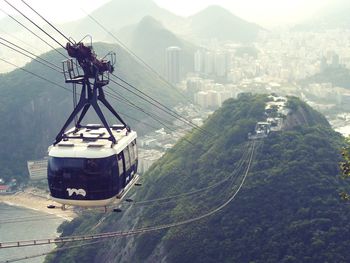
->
[20, 0, 74, 44]
[0, 7, 68, 59]
[3, 0, 66, 49]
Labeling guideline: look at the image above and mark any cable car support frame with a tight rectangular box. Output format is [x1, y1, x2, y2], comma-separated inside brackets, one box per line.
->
[54, 41, 128, 146]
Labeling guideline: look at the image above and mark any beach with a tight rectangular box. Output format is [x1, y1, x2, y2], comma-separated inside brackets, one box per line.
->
[0, 187, 77, 221]
[0, 203, 66, 263]
[0, 188, 77, 262]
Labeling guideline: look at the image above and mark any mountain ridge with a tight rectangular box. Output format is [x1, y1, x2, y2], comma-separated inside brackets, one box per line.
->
[60, 0, 185, 42]
[58, 1, 263, 44]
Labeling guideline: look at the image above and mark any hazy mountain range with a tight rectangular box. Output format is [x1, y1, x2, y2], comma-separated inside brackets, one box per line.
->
[0, 0, 263, 48]
[60, 0, 263, 43]
[59, 0, 185, 42]
[0, 0, 264, 75]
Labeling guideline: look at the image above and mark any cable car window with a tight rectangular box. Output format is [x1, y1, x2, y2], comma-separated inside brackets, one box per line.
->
[85, 159, 102, 174]
[48, 156, 114, 179]
[133, 140, 138, 159]
[124, 147, 131, 170]
[49, 158, 84, 173]
[129, 144, 135, 164]
[117, 153, 123, 176]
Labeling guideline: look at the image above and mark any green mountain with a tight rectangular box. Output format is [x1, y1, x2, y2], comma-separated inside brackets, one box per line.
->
[0, 42, 182, 183]
[189, 5, 263, 42]
[46, 95, 350, 263]
[118, 16, 195, 77]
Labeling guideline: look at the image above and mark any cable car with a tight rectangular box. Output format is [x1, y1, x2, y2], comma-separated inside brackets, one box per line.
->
[47, 39, 138, 207]
[48, 125, 138, 207]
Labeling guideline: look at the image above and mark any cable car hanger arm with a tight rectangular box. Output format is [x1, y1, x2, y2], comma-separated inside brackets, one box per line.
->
[54, 40, 125, 145]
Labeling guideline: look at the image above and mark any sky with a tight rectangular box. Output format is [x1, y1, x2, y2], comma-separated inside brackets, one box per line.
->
[0, 0, 330, 27]
[155, 0, 329, 26]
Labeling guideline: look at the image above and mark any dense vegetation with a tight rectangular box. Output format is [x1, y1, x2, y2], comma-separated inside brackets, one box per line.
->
[46, 95, 350, 263]
[0, 42, 182, 183]
[340, 137, 350, 200]
[46, 94, 267, 262]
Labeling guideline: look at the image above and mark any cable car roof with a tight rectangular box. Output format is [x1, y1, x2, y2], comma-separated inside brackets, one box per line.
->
[49, 125, 137, 158]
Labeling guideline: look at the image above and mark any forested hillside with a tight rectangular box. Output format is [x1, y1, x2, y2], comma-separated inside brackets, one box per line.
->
[46, 95, 350, 263]
[0, 42, 182, 183]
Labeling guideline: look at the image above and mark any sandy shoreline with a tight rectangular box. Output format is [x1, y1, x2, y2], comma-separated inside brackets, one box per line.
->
[0, 188, 77, 221]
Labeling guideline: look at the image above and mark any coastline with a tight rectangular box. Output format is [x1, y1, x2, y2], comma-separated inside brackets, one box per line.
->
[0, 188, 77, 221]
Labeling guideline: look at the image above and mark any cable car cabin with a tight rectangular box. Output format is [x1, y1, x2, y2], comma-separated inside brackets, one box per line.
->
[47, 125, 138, 207]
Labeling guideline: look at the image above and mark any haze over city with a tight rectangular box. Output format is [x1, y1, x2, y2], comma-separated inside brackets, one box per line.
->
[0, 0, 334, 27]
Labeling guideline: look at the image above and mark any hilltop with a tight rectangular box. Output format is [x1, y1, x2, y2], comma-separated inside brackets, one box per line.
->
[46, 95, 350, 262]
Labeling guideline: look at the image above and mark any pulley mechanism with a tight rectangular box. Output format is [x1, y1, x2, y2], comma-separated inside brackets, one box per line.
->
[54, 36, 128, 145]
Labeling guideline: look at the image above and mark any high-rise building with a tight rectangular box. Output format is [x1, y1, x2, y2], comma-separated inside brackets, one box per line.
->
[195, 91, 208, 108]
[320, 56, 327, 71]
[332, 53, 340, 68]
[204, 51, 214, 75]
[166, 46, 182, 84]
[186, 77, 203, 94]
[214, 52, 227, 77]
[207, 90, 220, 108]
[194, 50, 204, 72]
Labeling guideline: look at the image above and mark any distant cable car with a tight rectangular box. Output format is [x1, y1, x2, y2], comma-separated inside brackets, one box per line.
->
[47, 38, 138, 208]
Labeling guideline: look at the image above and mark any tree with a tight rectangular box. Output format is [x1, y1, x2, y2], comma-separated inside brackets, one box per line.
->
[340, 137, 350, 200]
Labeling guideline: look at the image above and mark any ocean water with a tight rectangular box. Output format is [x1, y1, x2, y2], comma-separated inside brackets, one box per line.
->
[0, 203, 65, 263]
